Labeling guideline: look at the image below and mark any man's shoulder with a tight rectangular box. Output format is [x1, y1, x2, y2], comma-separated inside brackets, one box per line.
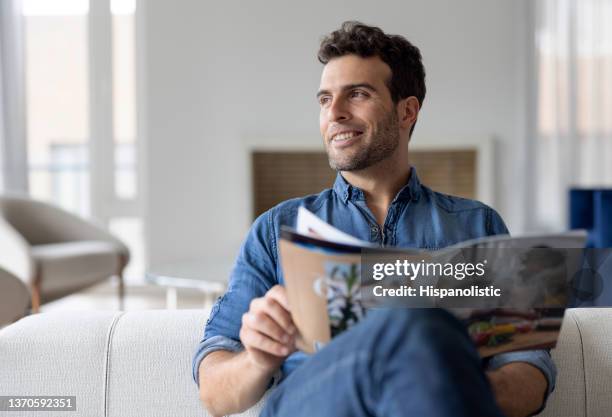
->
[421, 185, 493, 214]
[418, 185, 508, 236]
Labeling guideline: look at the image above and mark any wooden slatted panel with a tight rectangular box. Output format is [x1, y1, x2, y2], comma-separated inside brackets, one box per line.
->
[252, 150, 477, 219]
[410, 150, 476, 200]
[252, 152, 335, 219]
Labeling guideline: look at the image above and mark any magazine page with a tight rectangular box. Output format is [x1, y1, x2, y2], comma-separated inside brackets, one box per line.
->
[296, 206, 374, 247]
[282, 210, 588, 357]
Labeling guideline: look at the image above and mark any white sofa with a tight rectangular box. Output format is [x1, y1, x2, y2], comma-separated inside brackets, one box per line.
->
[0, 308, 611, 417]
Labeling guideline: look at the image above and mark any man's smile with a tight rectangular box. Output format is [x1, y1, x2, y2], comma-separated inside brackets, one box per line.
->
[330, 130, 364, 148]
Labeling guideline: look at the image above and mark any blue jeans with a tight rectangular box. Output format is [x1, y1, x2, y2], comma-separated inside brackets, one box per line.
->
[260, 309, 505, 417]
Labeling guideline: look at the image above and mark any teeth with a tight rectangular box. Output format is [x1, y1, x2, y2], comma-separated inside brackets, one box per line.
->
[333, 131, 360, 141]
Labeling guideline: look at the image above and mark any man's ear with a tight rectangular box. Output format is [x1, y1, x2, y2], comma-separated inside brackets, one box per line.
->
[397, 96, 420, 130]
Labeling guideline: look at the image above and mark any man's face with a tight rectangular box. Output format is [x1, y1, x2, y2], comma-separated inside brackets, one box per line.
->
[318, 54, 401, 171]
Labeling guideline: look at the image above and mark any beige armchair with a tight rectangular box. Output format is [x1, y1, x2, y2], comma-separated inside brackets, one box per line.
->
[0, 195, 130, 312]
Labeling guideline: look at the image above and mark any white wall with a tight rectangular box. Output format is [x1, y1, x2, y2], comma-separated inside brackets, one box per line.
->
[142, 0, 531, 265]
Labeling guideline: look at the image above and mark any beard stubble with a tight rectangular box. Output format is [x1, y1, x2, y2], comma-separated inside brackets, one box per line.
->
[326, 111, 400, 172]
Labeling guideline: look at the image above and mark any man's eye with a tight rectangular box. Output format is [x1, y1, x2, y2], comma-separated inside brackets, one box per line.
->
[350, 90, 368, 98]
[319, 96, 331, 106]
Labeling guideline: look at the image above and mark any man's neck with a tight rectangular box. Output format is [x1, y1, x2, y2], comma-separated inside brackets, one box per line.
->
[341, 156, 411, 227]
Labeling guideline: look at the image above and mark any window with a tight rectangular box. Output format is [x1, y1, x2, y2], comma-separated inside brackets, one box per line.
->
[23, 0, 90, 215]
[20, 0, 144, 282]
[534, 0, 612, 230]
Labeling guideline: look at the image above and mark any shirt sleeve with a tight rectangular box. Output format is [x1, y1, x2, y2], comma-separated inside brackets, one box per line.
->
[192, 210, 279, 387]
[487, 349, 557, 412]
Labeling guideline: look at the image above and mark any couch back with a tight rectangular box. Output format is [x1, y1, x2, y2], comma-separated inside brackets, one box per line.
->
[0, 310, 266, 417]
[0, 308, 611, 417]
[539, 308, 612, 417]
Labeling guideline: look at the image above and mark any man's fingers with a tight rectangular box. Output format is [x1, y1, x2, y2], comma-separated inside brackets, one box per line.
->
[240, 326, 290, 357]
[242, 312, 290, 344]
[267, 285, 291, 312]
[251, 294, 295, 334]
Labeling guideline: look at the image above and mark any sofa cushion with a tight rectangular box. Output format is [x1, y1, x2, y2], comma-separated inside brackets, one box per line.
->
[106, 310, 269, 416]
[0, 311, 119, 414]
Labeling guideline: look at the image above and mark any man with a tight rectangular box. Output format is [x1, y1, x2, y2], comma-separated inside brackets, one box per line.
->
[193, 21, 555, 417]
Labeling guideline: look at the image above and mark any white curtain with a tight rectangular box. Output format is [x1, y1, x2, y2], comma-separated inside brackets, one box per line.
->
[0, 56, 5, 192]
[0, 0, 28, 194]
[534, 0, 612, 230]
[0, 3, 8, 192]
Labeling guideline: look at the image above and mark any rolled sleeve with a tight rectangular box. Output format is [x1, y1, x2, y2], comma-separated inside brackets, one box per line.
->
[192, 335, 244, 387]
[192, 210, 279, 387]
[487, 349, 557, 409]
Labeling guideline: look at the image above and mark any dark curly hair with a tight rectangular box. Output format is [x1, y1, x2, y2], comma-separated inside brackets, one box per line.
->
[318, 21, 426, 135]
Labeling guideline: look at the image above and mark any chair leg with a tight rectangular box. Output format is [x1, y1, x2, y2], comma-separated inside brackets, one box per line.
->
[117, 273, 125, 311]
[117, 254, 128, 311]
[30, 271, 42, 314]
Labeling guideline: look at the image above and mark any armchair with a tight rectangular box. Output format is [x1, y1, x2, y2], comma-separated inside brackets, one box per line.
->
[0, 195, 130, 312]
[0, 266, 30, 326]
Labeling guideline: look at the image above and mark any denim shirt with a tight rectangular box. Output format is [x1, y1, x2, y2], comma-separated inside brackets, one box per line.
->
[192, 167, 556, 399]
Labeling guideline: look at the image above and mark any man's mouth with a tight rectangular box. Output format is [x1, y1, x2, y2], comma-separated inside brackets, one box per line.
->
[330, 130, 363, 147]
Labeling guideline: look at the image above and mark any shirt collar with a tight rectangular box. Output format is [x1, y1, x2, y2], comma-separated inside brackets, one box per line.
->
[333, 166, 422, 204]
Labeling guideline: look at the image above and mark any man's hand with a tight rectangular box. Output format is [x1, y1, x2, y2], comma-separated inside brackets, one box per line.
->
[239, 285, 297, 372]
[199, 285, 297, 416]
[487, 362, 548, 417]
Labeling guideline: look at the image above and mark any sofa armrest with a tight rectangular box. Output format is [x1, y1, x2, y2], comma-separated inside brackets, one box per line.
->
[0, 310, 268, 417]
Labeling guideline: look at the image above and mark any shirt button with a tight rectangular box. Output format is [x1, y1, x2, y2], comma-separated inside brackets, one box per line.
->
[371, 225, 379, 233]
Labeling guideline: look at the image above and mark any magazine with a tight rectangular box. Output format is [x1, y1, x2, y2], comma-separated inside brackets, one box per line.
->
[279, 208, 587, 357]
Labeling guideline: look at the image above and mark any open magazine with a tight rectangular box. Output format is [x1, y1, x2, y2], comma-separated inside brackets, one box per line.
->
[279, 207, 588, 357]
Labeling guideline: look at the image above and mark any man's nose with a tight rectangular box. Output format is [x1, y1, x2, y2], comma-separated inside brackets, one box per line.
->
[328, 98, 351, 122]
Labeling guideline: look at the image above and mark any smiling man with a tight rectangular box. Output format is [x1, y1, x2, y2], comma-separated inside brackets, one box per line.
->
[193, 21, 555, 417]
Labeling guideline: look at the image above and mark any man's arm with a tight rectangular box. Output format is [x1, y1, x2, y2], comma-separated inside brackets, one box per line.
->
[488, 362, 548, 417]
[198, 286, 296, 417]
[198, 350, 275, 417]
